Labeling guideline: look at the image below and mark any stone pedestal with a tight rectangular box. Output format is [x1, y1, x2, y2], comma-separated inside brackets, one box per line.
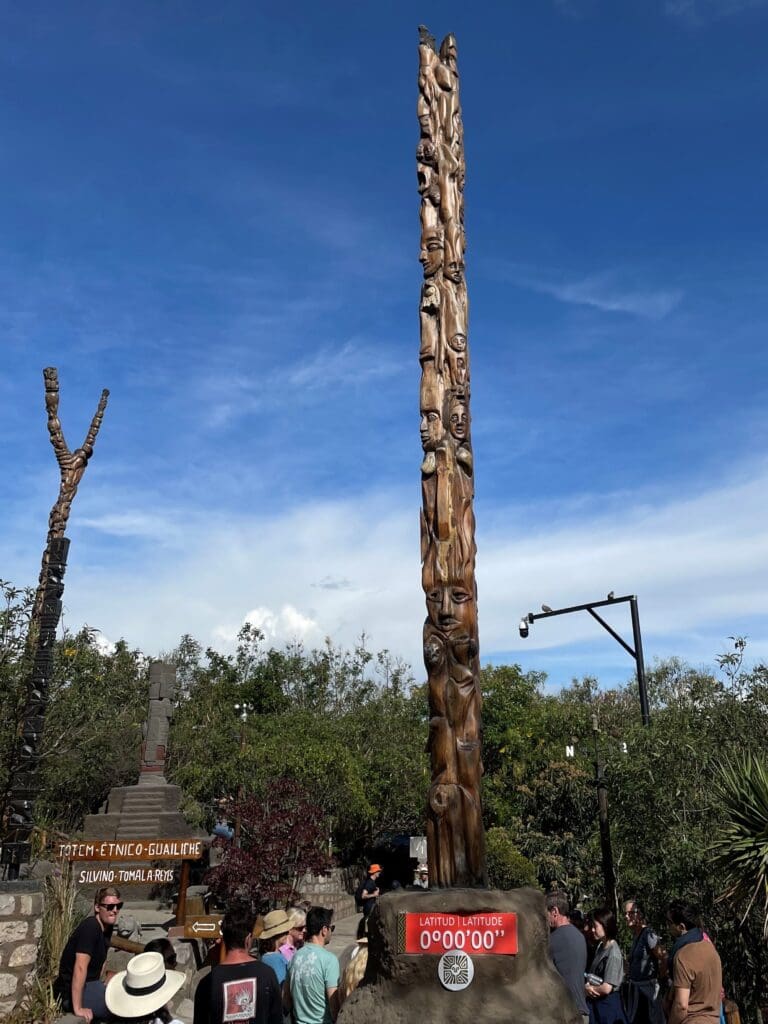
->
[338, 887, 581, 1024]
[77, 786, 203, 898]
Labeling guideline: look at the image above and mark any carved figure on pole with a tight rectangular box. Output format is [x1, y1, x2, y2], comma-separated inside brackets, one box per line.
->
[3, 369, 109, 869]
[417, 27, 487, 889]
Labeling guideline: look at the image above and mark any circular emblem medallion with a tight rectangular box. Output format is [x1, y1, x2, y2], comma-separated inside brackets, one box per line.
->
[437, 951, 474, 991]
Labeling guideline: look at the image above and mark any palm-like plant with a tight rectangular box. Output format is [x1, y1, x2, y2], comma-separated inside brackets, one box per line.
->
[711, 753, 768, 933]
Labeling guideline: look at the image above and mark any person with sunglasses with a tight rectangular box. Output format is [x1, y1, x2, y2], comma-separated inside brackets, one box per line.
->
[53, 885, 123, 1022]
[286, 907, 340, 1024]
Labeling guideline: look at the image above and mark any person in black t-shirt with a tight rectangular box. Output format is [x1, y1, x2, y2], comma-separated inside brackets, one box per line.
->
[54, 885, 122, 1022]
[193, 903, 282, 1024]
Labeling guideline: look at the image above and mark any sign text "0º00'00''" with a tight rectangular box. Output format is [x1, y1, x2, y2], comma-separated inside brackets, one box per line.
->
[56, 839, 203, 862]
[399, 912, 518, 955]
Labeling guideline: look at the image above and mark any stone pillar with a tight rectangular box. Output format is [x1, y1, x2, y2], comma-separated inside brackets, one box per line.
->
[139, 662, 176, 785]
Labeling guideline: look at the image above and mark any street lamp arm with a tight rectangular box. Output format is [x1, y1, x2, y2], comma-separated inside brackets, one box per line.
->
[586, 608, 636, 659]
[521, 593, 650, 728]
[527, 595, 636, 621]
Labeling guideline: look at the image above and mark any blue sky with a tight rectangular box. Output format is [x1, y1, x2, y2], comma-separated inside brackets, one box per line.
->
[2, 0, 768, 692]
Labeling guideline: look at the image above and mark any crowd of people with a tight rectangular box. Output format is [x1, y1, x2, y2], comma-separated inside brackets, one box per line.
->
[52, 881, 729, 1024]
[547, 892, 727, 1024]
[52, 885, 358, 1024]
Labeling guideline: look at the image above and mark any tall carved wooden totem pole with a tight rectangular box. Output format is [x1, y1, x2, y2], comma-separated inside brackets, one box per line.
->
[417, 27, 487, 889]
[3, 369, 108, 871]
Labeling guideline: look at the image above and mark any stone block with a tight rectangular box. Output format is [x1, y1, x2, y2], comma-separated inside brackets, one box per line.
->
[20, 894, 43, 916]
[0, 972, 18, 997]
[33, 917, 43, 939]
[9, 943, 37, 966]
[0, 920, 27, 943]
[174, 941, 193, 966]
[174, 996, 194, 1022]
[0, 896, 15, 916]
[0, 997, 17, 1015]
[339, 888, 581, 1024]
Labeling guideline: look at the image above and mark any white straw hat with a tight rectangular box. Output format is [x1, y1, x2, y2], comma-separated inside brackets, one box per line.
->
[106, 951, 185, 1017]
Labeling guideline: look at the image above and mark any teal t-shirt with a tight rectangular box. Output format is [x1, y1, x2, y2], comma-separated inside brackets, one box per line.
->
[288, 943, 340, 1024]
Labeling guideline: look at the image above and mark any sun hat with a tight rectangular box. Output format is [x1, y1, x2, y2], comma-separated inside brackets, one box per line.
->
[260, 909, 292, 940]
[368, 863, 382, 874]
[105, 951, 185, 1017]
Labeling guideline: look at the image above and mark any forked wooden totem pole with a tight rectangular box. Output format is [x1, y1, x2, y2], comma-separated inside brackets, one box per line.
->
[417, 26, 487, 888]
[3, 369, 108, 870]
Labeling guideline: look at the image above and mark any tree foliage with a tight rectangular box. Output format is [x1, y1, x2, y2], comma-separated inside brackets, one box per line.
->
[6, 573, 768, 1015]
[206, 777, 329, 908]
[1, 582, 147, 834]
[166, 627, 427, 855]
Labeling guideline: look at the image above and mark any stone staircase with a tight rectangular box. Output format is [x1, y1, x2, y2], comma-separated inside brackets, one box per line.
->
[77, 783, 204, 898]
[114, 788, 169, 838]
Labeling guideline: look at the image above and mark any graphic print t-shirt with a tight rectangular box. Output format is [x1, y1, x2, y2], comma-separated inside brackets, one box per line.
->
[193, 960, 282, 1024]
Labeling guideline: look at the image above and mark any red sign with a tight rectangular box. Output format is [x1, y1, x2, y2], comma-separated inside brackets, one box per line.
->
[400, 912, 518, 955]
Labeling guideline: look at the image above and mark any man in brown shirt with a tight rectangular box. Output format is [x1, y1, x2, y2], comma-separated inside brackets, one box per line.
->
[666, 901, 722, 1024]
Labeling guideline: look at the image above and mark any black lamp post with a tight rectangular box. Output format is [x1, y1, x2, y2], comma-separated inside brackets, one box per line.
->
[519, 593, 650, 726]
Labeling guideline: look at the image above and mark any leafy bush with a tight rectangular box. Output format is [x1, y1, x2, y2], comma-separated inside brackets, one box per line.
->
[486, 826, 537, 890]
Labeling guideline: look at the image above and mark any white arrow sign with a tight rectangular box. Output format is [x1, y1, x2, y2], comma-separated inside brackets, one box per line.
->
[192, 920, 220, 934]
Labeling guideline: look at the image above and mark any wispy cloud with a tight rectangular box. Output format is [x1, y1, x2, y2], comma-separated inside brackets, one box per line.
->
[552, 0, 597, 19]
[665, 0, 768, 24]
[311, 576, 356, 591]
[285, 340, 404, 392]
[502, 265, 683, 319]
[77, 512, 181, 541]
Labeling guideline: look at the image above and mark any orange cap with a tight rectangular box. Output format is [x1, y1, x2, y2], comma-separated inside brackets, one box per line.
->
[368, 864, 382, 873]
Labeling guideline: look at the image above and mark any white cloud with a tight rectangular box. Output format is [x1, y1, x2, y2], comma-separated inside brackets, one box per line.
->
[21, 458, 768, 688]
[242, 604, 321, 644]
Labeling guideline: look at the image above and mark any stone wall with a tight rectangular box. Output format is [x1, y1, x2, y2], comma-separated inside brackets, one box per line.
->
[298, 867, 357, 918]
[0, 880, 44, 1016]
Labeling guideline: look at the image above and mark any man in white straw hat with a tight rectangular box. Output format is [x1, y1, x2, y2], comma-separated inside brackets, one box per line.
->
[105, 951, 185, 1023]
[193, 902, 283, 1024]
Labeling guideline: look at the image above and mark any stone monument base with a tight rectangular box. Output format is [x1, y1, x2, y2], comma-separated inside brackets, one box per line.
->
[338, 887, 580, 1024]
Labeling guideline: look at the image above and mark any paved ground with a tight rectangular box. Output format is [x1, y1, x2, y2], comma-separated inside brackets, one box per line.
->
[328, 910, 362, 957]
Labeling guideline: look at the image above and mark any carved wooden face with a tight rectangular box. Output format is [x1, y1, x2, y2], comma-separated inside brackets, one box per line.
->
[420, 232, 444, 278]
[448, 332, 466, 352]
[420, 282, 440, 313]
[416, 140, 437, 167]
[420, 409, 443, 450]
[425, 582, 474, 635]
[449, 402, 468, 441]
[444, 257, 464, 284]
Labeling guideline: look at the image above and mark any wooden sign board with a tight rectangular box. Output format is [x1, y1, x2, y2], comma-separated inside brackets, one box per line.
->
[76, 866, 176, 886]
[398, 912, 518, 955]
[183, 915, 222, 939]
[57, 838, 203, 862]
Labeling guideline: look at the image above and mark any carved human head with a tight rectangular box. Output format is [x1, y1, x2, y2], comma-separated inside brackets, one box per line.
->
[419, 230, 444, 278]
[448, 400, 468, 441]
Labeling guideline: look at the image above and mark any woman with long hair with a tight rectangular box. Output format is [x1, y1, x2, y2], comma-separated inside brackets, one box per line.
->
[585, 907, 628, 1024]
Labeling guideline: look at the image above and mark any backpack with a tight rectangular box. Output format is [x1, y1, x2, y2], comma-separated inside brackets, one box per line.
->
[354, 881, 365, 912]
